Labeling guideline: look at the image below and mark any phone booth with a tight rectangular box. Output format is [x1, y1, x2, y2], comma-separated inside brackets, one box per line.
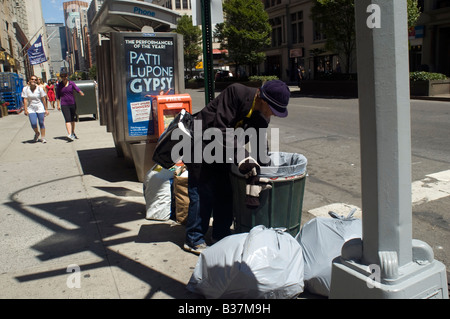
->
[153, 94, 192, 137]
[91, 0, 184, 181]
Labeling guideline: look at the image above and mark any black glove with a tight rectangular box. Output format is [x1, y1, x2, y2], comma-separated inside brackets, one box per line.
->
[238, 156, 260, 178]
[245, 175, 272, 208]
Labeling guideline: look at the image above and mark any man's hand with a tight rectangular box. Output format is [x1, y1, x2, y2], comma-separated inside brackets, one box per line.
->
[245, 176, 272, 208]
[238, 157, 260, 178]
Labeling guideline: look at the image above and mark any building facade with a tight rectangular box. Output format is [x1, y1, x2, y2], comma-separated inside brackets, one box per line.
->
[264, 0, 450, 82]
[1, 0, 51, 81]
[63, 0, 90, 74]
[2, 0, 448, 83]
[45, 23, 68, 78]
[411, 0, 450, 76]
[87, 0, 105, 67]
[153, 0, 228, 74]
[0, 0, 21, 74]
[261, 0, 354, 83]
[153, 0, 345, 82]
[153, 0, 193, 16]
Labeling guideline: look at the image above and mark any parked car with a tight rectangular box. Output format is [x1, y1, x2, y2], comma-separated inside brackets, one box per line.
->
[215, 70, 233, 81]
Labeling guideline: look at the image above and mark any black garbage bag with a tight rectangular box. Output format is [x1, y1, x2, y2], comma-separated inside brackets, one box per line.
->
[152, 109, 194, 169]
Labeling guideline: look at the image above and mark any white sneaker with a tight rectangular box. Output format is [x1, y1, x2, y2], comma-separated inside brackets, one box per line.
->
[72, 133, 78, 139]
[67, 134, 74, 141]
[41, 138, 47, 144]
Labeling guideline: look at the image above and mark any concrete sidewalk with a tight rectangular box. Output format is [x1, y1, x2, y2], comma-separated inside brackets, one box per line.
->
[0, 107, 200, 299]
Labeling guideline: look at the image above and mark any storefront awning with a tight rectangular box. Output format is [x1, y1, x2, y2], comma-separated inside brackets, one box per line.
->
[91, 0, 180, 35]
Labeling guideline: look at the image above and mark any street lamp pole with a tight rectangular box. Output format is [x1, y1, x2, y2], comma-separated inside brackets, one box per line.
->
[329, 0, 448, 299]
[201, 0, 215, 105]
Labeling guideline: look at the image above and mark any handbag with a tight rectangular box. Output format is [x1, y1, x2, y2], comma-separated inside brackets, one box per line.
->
[173, 165, 189, 225]
[152, 109, 194, 169]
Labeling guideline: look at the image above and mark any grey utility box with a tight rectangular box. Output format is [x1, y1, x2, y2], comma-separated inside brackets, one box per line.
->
[74, 80, 98, 120]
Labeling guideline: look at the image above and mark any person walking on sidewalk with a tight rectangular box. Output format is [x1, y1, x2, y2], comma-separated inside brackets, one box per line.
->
[56, 72, 84, 141]
[22, 75, 49, 143]
[46, 79, 56, 109]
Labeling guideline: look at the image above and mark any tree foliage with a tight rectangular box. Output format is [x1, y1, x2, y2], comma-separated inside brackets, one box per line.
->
[175, 15, 202, 78]
[310, 0, 356, 73]
[216, 0, 271, 76]
[89, 65, 97, 80]
[310, 0, 422, 74]
[407, 0, 421, 29]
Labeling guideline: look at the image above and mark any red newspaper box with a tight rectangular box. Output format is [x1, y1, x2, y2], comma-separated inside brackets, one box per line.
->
[153, 94, 192, 137]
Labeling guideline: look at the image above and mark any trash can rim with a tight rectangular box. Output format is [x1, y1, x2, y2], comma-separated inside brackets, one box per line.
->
[230, 152, 307, 179]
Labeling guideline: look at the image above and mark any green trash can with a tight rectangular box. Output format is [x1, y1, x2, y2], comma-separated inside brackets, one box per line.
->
[230, 152, 307, 237]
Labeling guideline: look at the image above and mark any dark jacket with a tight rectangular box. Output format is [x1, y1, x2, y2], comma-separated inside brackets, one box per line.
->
[186, 83, 269, 180]
[195, 83, 256, 131]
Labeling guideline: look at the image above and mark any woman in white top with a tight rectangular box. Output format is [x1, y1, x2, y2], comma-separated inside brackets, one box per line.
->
[22, 75, 49, 143]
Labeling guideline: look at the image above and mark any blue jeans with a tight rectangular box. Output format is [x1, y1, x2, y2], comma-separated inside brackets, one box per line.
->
[185, 163, 233, 246]
[28, 112, 45, 129]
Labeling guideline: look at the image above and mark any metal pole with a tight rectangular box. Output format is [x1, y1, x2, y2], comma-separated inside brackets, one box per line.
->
[201, 0, 215, 104]
[357, 0, 413, 270]
[20, 25, 44, 54]
[329, 0, 448, 298]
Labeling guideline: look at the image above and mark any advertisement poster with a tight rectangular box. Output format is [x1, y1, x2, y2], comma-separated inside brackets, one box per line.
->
[125, 36, 175, 137]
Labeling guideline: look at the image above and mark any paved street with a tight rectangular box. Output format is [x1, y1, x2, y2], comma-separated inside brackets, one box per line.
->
[185, 87, 450, 277]
[270, 91, 450, 275]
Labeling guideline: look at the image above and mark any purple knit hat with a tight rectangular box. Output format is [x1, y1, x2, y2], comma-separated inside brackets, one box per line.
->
[259, 80, 290, 118]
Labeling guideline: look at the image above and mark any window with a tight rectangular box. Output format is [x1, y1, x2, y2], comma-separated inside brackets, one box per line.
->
[176, 0, 181, 9]
[435, 0, 450, 9]
[264, 0, 281, 9]
[291, 11, 304, 44]
[270, 17, 283, 47]
[271, 0, 281, 6]
[417, 0, 424, 12]
[313, 22, 326, 42]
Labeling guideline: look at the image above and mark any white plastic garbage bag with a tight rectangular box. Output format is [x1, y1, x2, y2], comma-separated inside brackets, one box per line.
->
[143, 164, 173, 220]
[295, 209, 362, 297]
[187, 225, 304, 299]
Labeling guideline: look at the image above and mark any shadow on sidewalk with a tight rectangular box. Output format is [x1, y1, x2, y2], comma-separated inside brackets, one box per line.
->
[6, 179, 196, 299]
[4, 142, 199, 298]
[136, 223, 185, 247]
[77, 147, 138, 183]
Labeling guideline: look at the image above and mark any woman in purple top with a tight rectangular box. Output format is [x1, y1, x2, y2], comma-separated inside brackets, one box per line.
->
[56, 72, 84, 141]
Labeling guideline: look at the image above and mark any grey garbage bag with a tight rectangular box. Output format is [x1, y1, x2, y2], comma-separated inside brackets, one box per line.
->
[231, 152, 307, 178]
[295, 209, 362, 297]
[143, 164, 173, 220]
[260, 152, 307, 178]
[187, 225, 304, 299]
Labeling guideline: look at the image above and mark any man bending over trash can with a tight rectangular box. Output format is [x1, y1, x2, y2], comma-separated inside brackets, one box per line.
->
[183, 80, 290, 254]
